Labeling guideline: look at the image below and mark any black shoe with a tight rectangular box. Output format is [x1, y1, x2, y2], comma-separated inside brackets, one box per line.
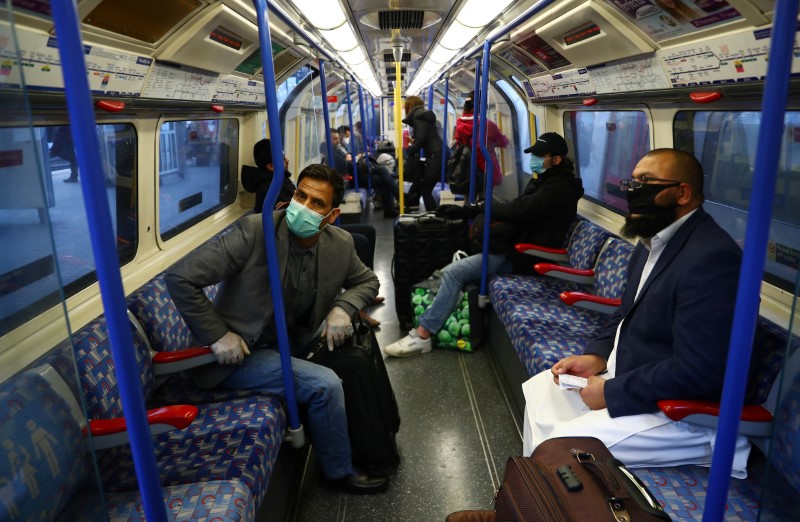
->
[383, 206, 399, 218]
[324, 470, 389, 494]
[63, 178, 78, 183]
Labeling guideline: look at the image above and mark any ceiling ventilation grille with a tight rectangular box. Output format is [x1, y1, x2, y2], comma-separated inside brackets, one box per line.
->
[383, 52, 411, 62]
[379, 10, 424, 30]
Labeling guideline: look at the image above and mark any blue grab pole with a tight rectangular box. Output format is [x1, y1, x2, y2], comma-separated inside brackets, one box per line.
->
[478, 42, 493, 304]
[468, 57, 482, 204]
[358, 85, 372, 194]
[49, 2, 168, 520]
[252, 0, 303, 444]
[703, 3, 800, 520]
[319, 60, 335, 169]
[345, 79, 359, 190]
[371, 95, 378, 140]
[427, 84, 435, 111]
[440, 76, 450, 187]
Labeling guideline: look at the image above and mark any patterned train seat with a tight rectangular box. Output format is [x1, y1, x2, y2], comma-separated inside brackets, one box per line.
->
[491, 237, 634, 376]
[66, 315, 286, 506]
[0, 369, 255, 521]
[633, 356, 800, 522]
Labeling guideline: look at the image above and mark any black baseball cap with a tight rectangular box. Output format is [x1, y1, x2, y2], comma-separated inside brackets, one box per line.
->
[524, 132, 568, 157]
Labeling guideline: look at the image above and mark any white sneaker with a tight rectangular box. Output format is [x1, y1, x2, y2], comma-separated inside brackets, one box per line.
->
[384, 330, 432, 357]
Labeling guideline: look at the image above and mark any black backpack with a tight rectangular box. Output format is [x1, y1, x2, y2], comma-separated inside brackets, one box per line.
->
[447, 142, 486, 195]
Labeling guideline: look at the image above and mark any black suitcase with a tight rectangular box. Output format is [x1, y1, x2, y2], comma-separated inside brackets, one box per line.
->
[305, 316, 400, 475]
[392, 212, 468, 328]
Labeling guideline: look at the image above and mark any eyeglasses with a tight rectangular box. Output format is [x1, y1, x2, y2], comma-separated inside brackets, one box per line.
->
[619, 176, 683, 191]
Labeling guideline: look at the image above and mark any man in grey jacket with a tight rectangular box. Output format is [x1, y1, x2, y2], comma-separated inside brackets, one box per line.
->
[165, 164, 387, 493]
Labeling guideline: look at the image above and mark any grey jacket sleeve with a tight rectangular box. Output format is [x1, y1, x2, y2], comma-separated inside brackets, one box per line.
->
[164, 220, 257, 345]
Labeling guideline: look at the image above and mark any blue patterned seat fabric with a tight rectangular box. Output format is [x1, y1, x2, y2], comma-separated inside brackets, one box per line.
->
[490, 237, 634, 376]
[68, 312, 286, 508]
[632, 367, 800, 521]
[0, 370, 256, 521]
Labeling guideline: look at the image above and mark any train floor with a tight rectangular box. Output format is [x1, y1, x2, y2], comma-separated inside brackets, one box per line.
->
[292, 205, 523, 522]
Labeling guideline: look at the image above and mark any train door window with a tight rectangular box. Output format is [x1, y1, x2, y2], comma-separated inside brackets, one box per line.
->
[674, 110, 800, 291]
[277, 65, 313, 109]
[1, 123, 137, 335]
[498, 79, 531, 174]
[564, 110, 651, 212]
[158, 119, 238, 240]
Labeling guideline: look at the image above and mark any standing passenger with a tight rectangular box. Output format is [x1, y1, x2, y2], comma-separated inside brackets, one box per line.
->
[403, 95, 443, 211]
[452, 92, 509, 192]
[384, 132, 583, 357]
[522, 149, 750, 477]
[166, 164, 389, 494]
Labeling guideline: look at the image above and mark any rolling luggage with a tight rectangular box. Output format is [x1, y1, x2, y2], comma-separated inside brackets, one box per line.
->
[305, 315, 400, 475]
[392, 212, 468, 328]
[447, 437, 670, 522]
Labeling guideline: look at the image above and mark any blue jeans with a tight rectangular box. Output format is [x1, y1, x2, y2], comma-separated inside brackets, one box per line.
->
[419, 253, 512, 334]
[221, 348, 352, 480]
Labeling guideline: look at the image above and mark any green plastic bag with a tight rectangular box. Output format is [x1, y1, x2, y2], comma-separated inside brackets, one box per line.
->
[410, 276, 482, 352]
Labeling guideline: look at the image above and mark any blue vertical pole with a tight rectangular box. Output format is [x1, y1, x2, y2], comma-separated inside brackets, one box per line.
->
[703, 2, 799, 520]
[440, 76, 450, 187]
[427, 84, 435, 111]
[468, 57, 482, 204]
[477, 42, 493, 305]
[319, 60, 335, 169]
[50, 2, 167, 520]
[252, 0, 303, 444]
[358, 85, 372, 194]
[372, 95, 379, 140]
[345, 79, 359, 190]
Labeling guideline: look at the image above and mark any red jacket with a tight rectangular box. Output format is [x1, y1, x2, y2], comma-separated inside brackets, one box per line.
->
[453, 113, 509, 186]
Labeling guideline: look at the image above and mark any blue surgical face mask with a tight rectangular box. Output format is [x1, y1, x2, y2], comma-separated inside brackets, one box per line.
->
[285, 198, 333, 239]
[529, 155, 545, 174]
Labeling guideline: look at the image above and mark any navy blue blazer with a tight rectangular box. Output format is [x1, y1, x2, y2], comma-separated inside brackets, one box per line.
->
[584, 208, 742, 417]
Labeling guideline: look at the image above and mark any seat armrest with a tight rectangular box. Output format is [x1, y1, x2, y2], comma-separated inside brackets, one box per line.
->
[515, 243, 569, 263]
[657, 400, 773, 437]
[89, 405, 198, 450]
[534, 263, 595, 285]
[560, 292, 621, 314]
[152, 346, 216, 375]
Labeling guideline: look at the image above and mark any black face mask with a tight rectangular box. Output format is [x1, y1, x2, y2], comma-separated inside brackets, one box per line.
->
[625, 182, 680, 215]
[621, 183, 680, 239]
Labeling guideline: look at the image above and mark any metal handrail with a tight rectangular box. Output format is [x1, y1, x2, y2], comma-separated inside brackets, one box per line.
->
[703, 1, 800, 519]
[439, 76, 450, 187]
[50, 1, 167, 519]
[320, 59, 335, 169]
[477, 42, 494, 306]
[345, 79, 360, 190]
[252, 0, 304, 445]
[468, 57, 482, 204]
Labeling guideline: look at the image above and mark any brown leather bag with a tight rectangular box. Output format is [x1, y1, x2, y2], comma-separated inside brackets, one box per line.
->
[446, 437, 670, 522]
[496, 437, 670, 521]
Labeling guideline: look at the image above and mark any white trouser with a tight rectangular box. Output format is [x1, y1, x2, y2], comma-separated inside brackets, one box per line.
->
[522, 370, 751, 478]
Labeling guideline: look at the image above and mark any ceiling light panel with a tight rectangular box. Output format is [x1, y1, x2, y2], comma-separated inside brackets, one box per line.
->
[319, 22, 359, 51]
[439, 20, 480, 50]
[428, 45, 458, 64]
[457, 0, 515, 28]
[290, 0, 346, 30]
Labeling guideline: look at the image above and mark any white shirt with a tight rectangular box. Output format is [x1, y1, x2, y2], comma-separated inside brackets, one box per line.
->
[606, 209, 698, 376]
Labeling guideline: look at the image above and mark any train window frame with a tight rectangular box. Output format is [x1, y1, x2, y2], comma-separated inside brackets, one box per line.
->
[0, 121, 139, 337]
[155, 117, 239, 242]
[563, 108, 653, 215]
[673, 109, 800, 293]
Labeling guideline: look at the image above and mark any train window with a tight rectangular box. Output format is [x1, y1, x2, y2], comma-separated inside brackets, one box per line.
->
[0, 123, 137, 336]
[277, 66, 313, 109]
[564, 110, 651, 212]
[158, 119, 238, 240]
[497, 79, 531, 174]
[675, 111, 800, 291]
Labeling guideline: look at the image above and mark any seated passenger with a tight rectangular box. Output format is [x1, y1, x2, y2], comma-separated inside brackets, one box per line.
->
[522, 148, 750, 477]
[241, 138, 295, 213]
[385, 132, 584, 357]
[338, 125, 352, 152]
[321, 129, 360, 175]
[165, 164, 388, 494]
[358, 152, 399, 218]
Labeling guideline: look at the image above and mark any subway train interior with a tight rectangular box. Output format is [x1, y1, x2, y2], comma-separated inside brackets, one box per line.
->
[1, 0, 799, 520]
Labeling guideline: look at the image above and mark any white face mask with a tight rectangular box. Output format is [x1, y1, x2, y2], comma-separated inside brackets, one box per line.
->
[343, 137, 350, 145]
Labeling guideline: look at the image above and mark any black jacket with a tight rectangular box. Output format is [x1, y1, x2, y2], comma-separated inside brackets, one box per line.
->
[491, 162, 584, 273]
[241, 165, 296, 214]
[402, 106, 442, 159]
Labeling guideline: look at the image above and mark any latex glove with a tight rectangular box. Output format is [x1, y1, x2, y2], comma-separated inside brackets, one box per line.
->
[210, 331, 251, 365]
[324, 306, 354, 351]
